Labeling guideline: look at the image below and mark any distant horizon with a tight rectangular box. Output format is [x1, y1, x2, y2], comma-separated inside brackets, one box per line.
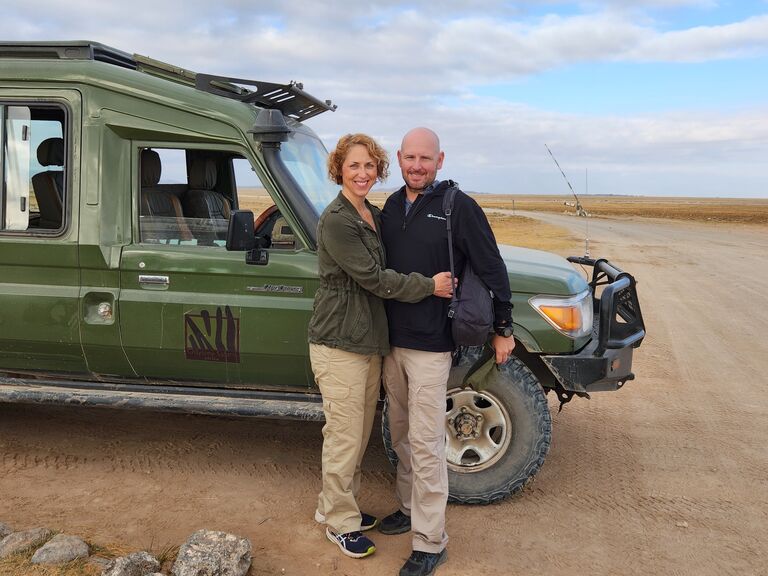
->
[239, 186, 768, 202]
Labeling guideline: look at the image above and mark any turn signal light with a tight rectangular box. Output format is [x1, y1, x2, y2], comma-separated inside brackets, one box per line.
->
[539, 305, 582, 332]
[529, 290, 593, 338]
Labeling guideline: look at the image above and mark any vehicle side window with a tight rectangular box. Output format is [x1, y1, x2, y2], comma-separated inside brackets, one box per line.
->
[139, 148, 297, 249]
[233, 157, 297, 250]
[0, 105, 67, 233]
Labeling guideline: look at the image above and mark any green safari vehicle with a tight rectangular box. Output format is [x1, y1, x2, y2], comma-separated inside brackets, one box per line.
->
[0, 41, 645, 504]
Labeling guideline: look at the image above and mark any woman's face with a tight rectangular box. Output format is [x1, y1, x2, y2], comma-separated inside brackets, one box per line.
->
[341, 144, 378, 200]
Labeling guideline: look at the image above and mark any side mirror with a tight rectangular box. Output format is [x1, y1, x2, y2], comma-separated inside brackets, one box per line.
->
[226, 210, 256, 251]
[226, 209, 270, 266]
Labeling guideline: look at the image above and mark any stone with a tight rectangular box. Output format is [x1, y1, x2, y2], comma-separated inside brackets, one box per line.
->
[172, 529, 252, 576]
[31, 533, 89, 564]
[0, 523, 12, 539]
[102, 551, 161, 576]
[0, 527, 53, 558]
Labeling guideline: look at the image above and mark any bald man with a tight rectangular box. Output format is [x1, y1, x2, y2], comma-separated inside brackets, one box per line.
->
[379, 127, 515, 576]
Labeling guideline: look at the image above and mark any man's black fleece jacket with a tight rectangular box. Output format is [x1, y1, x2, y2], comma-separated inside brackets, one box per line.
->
[380, 181, 512, 352]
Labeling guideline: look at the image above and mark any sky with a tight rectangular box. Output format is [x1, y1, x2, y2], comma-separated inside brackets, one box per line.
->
[3, 1, 767, 197]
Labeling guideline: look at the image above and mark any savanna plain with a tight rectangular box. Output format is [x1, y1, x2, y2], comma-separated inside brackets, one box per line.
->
[1, 195, 766, 575]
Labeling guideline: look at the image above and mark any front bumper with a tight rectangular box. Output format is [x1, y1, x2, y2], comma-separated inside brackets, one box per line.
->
[541, 257, 645, 393]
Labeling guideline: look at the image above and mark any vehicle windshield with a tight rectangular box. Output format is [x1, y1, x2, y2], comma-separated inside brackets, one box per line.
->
[280, 131, 338, 217]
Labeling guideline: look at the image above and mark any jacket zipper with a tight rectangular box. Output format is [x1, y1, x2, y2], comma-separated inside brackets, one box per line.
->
[401, 191, 441, 231]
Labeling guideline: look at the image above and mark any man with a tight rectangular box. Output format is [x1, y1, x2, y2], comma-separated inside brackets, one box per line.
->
[379, 127, 515, 576]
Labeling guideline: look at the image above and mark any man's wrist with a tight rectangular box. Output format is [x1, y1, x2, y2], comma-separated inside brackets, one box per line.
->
[494, 324, 513, 338]
[493, 300, 513, 337]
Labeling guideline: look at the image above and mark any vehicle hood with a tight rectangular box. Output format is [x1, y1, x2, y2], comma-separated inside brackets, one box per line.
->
[498, 245, 588, 296]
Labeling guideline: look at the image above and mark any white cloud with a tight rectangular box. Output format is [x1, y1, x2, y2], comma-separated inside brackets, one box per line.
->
[2, 1, 766, 196]
[628, 14, 768, 61]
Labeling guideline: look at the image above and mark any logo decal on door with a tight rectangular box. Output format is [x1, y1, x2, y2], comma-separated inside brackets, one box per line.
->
[184, 306, 240, 363]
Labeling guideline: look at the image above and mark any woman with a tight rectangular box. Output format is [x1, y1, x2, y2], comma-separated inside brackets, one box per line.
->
[308, 133, 453, 559]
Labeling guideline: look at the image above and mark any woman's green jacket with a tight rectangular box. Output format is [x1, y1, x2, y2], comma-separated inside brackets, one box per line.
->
[308, 192, 434, 356]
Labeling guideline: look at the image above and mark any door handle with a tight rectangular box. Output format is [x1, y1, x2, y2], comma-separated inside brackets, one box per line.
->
[138, 274, 170, 288]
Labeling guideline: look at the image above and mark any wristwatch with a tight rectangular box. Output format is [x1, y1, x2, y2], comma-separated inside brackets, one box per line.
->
[494, 324, 513, 338]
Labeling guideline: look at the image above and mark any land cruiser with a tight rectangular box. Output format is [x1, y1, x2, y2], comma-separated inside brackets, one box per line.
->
[0, 41, 645, 504]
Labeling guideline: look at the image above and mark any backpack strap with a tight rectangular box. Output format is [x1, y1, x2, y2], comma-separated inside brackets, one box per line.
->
[443, 184, 459, 315]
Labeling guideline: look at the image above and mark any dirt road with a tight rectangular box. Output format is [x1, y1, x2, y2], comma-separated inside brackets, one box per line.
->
[1, 214, 767, 575]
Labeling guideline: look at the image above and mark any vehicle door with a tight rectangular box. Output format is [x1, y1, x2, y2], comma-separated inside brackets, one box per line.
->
[117, 144, 317, 391]
[0, 97, 87, 375]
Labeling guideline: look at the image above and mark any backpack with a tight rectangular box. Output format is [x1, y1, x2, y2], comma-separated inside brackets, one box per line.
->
[443, 186, 494, 347]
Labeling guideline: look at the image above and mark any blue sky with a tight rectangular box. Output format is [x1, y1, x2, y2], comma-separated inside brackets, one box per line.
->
[3, 0, 767, 197]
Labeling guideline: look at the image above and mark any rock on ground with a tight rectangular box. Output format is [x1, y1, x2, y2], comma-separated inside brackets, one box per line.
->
[0, 527, 53, 558]
[0, 522, 12, 539]
[31, 533, 89, 564]
[88, 555, 113, 571]
[102, 551, 161, 576]
[172, 529, 252, 576]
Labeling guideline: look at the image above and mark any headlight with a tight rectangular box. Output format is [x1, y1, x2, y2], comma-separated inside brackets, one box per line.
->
[529, 290, 593, 338]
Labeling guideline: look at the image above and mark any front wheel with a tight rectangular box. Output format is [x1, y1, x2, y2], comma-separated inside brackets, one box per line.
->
[381, 353, 552, 504]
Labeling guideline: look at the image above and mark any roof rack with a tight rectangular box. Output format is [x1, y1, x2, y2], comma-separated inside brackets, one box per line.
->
[0, 41, 135, 69]
[0, 41, 336, 121]
[195, 74, 336, 122]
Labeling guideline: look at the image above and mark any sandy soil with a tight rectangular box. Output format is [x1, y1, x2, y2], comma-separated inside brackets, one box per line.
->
[1, 213, 767, 575]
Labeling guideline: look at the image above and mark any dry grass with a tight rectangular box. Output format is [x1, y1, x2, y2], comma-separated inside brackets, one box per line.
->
[0, 539, 177, 576]
[237, 187, 276, 216]
[369, 192, 583, 254]
[235, 188, 768, 255]
[473, 194, 768, 224]
[484, 212, 582, 255]
[0, 545, 98, 576]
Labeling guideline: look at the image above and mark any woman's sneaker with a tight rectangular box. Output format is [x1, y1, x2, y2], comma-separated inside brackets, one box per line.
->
[325, 528, 376, 558]
[314, 510, 378, 531]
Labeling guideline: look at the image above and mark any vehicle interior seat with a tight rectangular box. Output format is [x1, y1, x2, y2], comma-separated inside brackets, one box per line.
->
[140, 149, 193, 242]
[182, 158, 231, 243]
[30, 137, 64, 229]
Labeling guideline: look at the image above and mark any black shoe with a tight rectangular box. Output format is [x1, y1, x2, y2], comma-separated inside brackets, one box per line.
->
[315, 510, 378, 531]
[325, 528, 376, 558]
[399, 549, 447, 576]
[379, 509, 411, 535]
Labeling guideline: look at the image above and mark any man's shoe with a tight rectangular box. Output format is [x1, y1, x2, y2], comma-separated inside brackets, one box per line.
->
[325, 528, 376, 558]
[399, 549, 447, 576]
[314, 510, 378, 531]
[378, 509, 411, 535]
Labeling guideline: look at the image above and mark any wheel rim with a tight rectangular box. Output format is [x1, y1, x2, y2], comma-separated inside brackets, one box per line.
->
[445, 387, 512, 473]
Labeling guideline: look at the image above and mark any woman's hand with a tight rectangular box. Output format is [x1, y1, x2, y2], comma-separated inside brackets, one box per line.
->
[432, 272, 456, 298]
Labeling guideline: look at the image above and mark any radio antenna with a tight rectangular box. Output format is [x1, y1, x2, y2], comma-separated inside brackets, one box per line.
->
[545, 144, 588, 218]
[545, 144, 590, 256]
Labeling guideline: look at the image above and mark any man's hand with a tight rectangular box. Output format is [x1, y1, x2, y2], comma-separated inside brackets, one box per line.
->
[491, 334, 515, 364]
[432, 272, 456, 298]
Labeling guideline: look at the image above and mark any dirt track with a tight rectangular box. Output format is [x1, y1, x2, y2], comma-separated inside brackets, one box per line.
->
[1, 214, 767, 575]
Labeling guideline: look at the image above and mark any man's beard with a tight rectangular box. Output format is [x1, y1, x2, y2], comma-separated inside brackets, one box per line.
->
[405, 174, 431, 192]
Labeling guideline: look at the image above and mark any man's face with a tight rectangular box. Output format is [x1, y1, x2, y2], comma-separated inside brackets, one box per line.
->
[397, 133, 444, 193]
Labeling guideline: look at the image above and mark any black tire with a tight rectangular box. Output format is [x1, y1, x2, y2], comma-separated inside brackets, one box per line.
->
[381, 350, 552, 504]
